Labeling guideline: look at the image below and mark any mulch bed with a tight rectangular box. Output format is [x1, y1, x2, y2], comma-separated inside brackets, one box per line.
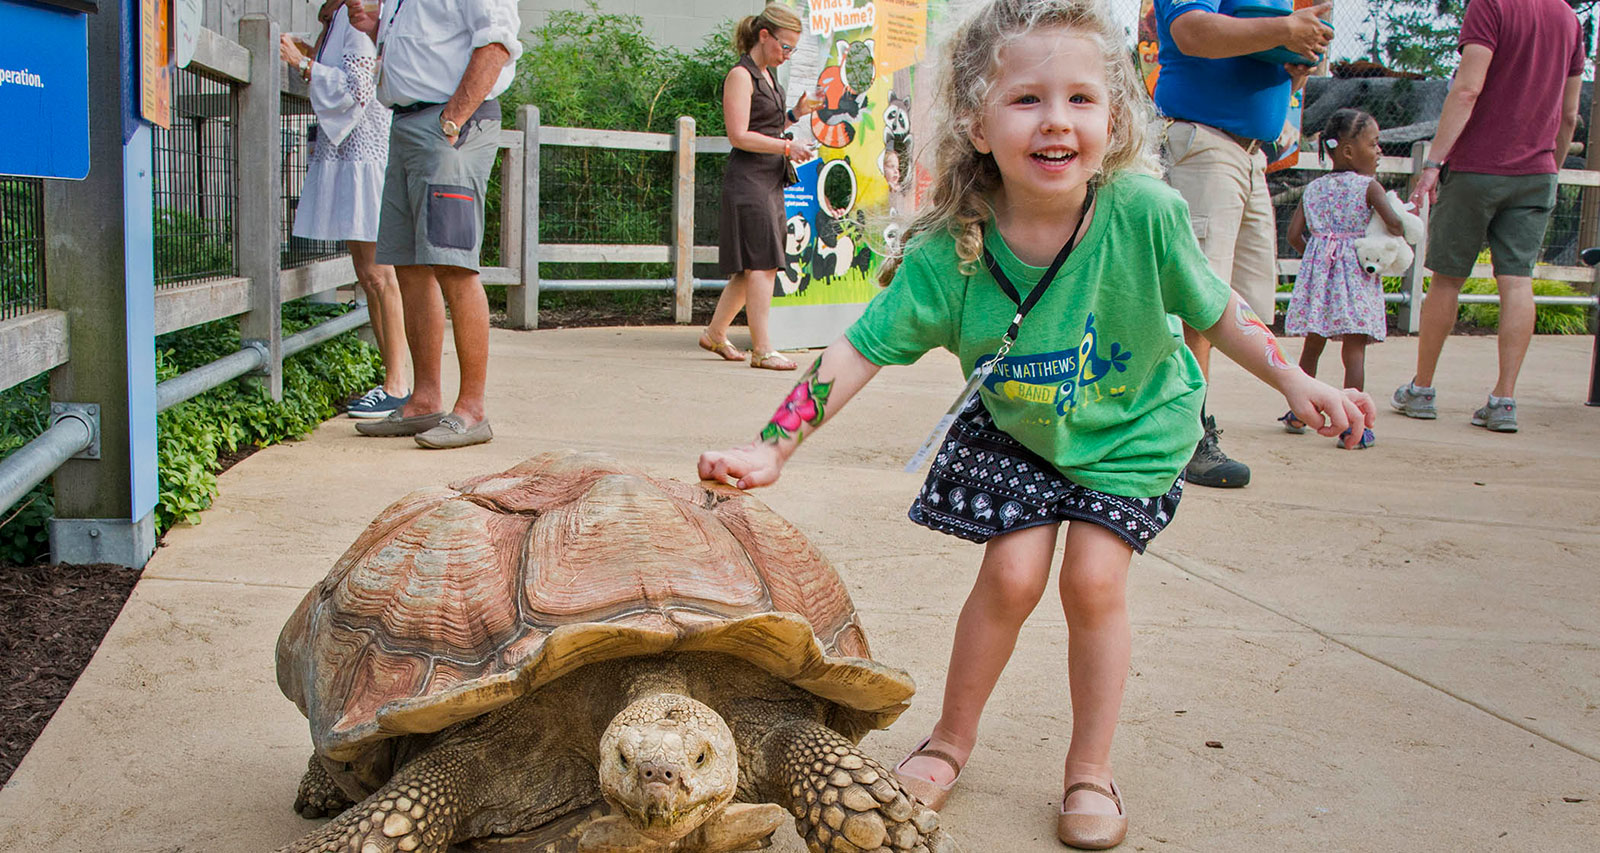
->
[0, 562, 142, 785]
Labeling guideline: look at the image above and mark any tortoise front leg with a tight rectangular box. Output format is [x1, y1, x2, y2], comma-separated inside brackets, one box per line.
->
[761, 720, 961, 853]
[275, 748, 479, 853]
[294, 754, 356, 819]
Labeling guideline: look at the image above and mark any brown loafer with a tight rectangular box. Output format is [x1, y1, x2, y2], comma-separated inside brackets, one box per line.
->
[1057, 780, 1127, 850]
[892, 737, 963, 812]
[354, 410, 445, 437]
[414, 415, 493, 449]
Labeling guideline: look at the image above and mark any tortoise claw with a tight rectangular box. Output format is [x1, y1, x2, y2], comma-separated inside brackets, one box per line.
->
[293, 754, 354, 819]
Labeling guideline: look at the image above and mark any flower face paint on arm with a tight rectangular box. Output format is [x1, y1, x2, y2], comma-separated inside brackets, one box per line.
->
[760, 360, 834, 444]
[1234, 301, 1293, 370]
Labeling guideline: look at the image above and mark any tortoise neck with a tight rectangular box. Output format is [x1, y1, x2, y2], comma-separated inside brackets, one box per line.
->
[620, 658, 691, 705]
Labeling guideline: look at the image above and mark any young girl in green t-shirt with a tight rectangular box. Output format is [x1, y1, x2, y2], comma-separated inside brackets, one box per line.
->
[699, 0, 1375, 846]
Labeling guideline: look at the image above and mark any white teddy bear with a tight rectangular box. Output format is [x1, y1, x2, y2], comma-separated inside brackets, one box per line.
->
[1352, 190, 1425, 276]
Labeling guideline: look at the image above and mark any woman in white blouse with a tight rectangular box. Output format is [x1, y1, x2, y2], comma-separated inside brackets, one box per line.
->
[281, 0, 410, 418]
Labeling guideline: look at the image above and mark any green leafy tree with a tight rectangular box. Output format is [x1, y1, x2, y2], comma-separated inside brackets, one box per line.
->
[1369, 0, 1597, 77]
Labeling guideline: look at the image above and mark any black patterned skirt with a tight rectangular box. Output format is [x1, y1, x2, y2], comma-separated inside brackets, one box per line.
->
[908, 397, 1183, 553]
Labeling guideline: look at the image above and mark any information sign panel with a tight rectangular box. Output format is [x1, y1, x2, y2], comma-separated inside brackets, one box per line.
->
[0, 0, 90, 179]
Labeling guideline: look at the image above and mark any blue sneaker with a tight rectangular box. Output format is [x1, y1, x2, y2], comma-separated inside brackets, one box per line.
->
[1337, 427, 1376, 449]
[347, 387, 409, 419]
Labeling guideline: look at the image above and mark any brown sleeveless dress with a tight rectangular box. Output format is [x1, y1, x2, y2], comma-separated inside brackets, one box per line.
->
[718, 54, 787, 274]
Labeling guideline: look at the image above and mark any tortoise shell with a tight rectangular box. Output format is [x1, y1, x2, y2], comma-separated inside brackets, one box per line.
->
[276, 452, 914, 761]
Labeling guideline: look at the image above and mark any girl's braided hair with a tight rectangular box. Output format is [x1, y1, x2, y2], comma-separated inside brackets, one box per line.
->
[1318, 108, 1376, 163]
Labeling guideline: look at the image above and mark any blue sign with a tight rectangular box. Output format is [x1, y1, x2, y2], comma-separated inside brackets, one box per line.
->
[0, 0, 90, 179]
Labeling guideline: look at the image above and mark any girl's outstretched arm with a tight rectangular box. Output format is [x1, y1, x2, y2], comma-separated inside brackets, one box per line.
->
[698, 338, 882, 489]
[1366, 179, 1406, 236]
[1200, 292, 1376, 446]
[1287, 200, 1309, 254]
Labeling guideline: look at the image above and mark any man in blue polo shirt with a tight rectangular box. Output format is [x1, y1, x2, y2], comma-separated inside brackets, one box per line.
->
[1154, 0, 1331, 488]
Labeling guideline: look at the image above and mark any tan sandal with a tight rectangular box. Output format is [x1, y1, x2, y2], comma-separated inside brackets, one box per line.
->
[698, 332, 746, 362]
[892, 737, 964, 812]
[1057, 780, 1127, 850]
[749, 350, 798, 371]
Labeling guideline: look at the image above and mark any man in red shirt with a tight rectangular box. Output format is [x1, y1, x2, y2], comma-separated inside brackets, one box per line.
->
[1394, 0, 1584, 432]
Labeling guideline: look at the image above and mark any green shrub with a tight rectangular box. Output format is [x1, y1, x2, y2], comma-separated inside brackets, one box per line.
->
[1457, 277, 1592, 335]
[154, 207, 234, 282]
[0, 302, 380, 565]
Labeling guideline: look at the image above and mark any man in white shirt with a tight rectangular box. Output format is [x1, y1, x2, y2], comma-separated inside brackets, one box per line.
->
[349, 0, 521, 449]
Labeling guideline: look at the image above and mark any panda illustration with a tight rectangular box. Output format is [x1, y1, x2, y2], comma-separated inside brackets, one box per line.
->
[776, 214, 813, 296]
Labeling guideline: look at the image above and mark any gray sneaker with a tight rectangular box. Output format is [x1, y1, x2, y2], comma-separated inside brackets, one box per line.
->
[414, 414, 493, 449]
[1471, 396, 1518, 433]
[1391, 382, 1437, 419]
[1185, 415, 1250, 488]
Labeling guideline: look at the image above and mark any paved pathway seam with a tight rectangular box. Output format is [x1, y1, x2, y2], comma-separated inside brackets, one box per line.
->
[1148, 546, 1600, 765]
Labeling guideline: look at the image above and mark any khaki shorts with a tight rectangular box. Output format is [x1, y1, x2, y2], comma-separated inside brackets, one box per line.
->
[1162, 120, 1279, 320]
[376, 100, 502, 271]
[1424, 170, 1557, 278]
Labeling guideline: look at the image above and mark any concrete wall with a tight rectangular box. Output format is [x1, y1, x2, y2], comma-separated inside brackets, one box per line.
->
[517, 0, 751, 51]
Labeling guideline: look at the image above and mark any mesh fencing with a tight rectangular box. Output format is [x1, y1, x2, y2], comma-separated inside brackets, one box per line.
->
[281, 94, 345, 269]
[537, 145, 677, 279]
[0, 177, 45, 321]
[152, 67, 239, 287]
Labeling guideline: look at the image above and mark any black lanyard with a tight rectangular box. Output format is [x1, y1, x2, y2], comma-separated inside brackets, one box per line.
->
[980, 185, 1095, 348]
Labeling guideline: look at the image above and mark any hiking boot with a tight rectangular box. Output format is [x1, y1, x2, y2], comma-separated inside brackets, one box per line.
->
[1185, 415, 1250, 488]
[1471, 396, 1518, 433]
[346, 386, 409, 419]
[1391, 381, 1437, 419]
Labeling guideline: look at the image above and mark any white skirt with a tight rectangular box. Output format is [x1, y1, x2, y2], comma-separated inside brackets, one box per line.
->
[292, 159, 386, 243]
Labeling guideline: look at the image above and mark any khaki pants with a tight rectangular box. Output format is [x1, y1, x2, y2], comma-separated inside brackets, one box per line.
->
[1163, 120, 1279, 320]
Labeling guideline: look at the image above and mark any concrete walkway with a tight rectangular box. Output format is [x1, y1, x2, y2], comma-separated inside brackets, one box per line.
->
[0, 326, 1596, 852]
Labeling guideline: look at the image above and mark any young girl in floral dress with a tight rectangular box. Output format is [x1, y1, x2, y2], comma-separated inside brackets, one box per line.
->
[1283, 108, 1408, 448]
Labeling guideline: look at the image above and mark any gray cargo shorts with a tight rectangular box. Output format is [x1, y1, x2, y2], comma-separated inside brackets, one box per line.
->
[376, 100, 501, 271]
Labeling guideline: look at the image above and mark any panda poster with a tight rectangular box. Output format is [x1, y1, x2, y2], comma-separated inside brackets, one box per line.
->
[768, 0, 927, 351]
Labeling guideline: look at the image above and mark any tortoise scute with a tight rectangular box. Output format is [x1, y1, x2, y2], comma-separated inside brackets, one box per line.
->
[335, 500, 522, 661]
[523, 476, 770, 621]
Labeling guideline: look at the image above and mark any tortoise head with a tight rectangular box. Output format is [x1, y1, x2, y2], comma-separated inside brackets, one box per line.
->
[596, 693, 739, 844]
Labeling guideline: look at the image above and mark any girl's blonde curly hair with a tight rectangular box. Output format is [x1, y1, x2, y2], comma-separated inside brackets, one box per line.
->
[881, 0, 1158, 283]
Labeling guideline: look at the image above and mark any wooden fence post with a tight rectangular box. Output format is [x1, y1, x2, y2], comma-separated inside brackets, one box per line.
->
[1397, 141, 1430, 335]
[507, 105, 541, 330]
[236, 16, 284, 398]
[673, 116, 697, 324]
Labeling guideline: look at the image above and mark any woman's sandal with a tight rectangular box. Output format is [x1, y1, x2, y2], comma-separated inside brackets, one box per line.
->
[698, 332, 746, 362]
[1278, 410, 1308, 434]
[749, 350, 798, 371]
[892, 737, 964, 812]
[1057, 780, 1127, 850]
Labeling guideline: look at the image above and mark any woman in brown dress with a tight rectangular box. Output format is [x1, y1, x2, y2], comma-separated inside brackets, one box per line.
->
[699, 3, 819, 371]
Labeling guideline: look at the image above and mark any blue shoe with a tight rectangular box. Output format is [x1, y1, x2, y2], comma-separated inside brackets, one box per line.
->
[1278, 410, 1307, 434]
[347, 387, 409, 419]
[1337, 427, 1376, 449]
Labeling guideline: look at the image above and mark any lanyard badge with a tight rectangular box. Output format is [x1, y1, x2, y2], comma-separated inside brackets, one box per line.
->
[903, 186, 1095, 473]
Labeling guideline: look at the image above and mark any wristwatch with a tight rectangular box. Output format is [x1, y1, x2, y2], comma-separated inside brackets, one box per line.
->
[1423, 158, 1445, 170]
[785, 108, 798, 124]
[297, 57, 312, 82]
[440, 116, 461, 138]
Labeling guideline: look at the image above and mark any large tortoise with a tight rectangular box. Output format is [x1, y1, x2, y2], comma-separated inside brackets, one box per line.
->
[274, 452, 958, 853]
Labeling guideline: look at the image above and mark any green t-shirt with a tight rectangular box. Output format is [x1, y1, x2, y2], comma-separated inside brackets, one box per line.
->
[846, 174, 1232, 498]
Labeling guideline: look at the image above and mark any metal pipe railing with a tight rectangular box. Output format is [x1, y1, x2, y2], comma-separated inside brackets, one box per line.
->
[155, 307, 370, 413]
[0, 412, 92, 518]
